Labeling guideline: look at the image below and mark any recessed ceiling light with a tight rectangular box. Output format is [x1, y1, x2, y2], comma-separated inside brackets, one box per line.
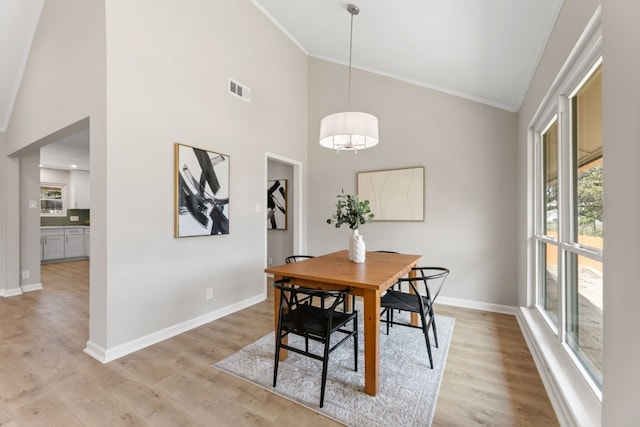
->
[38, 164, 43, 168]
[70, 164, 78, 168]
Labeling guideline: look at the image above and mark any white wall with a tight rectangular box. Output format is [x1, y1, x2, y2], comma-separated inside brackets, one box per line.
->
[19, 150, 41, 290]
[102, 0, 307, 350]
[600, 1, 640, 424]
[3, 0, 307, 360]
[0, 132, 6, 295]
[307, 58, 518, 307]
[267, 159, 294, 266]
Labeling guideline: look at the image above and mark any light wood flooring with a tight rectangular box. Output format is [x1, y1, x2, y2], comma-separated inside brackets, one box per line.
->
[0, 260, 558, 426]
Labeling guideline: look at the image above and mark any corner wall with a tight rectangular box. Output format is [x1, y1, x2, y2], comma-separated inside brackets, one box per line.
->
[4, 0, 308, 359]
[517, 0, 640, 424]
[307, 58, 519, 306]
[0, 132, 6, 295]
[600, 0, 640, 423]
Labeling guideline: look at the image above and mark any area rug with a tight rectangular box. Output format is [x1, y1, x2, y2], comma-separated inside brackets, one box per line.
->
[213, 310, 454, 426]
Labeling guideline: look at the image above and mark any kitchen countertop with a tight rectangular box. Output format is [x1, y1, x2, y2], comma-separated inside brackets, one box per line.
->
[41, 225, 90, 229]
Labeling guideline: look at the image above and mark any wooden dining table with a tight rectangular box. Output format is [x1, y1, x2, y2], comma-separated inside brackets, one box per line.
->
[264, 250, 421, 396]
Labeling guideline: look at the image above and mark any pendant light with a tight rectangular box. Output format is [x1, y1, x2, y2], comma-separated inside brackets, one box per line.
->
[319, 4, 378, 153]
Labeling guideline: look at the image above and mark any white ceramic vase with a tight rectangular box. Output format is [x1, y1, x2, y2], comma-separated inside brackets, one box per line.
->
[348, 229, 356, 260]
[350, 229, 366, 263]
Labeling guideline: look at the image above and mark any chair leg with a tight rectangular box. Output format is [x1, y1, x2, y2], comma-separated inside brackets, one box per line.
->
[424, 330, 434, 369]
[420, 315, 434, 369]
[385, 309, 391, 335]
[273, 332, 281, 387]
[320, 337, 332, 408]
[431, 312, 439, 348]
[354, 313, 359, 372]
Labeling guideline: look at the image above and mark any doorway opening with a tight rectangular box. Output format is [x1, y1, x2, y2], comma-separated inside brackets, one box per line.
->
[265, 153, 303, 269]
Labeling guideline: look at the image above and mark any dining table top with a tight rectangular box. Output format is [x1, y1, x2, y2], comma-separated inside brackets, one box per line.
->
[264, 250, 422, 291]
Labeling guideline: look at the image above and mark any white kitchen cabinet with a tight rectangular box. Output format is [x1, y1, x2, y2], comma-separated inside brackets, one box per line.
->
[42, 229, 65, 260]
[69, 170, 90, 209]
[84, 228, 90, 257]
[64, 228, 84, 258]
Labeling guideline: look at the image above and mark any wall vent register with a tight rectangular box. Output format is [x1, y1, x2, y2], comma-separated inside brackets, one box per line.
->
[229, 78, 251, 103]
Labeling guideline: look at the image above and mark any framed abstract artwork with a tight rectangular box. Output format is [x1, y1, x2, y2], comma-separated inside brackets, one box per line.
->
[357, 166, 425, 221]
[174, 143, 230, 237]
[267, 179, 287, 230]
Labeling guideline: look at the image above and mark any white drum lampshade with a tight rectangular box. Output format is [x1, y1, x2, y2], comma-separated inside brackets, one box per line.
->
[319, 111, 379, 152]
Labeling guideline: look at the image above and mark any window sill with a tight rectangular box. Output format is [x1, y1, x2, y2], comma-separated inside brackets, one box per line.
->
[517, 307, 601, 427]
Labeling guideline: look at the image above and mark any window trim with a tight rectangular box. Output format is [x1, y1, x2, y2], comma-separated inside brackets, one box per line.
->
[525, 6, 603, 420]
[40, 182, 67, 217]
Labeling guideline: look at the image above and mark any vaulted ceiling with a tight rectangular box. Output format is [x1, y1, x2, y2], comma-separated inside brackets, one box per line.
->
[252, 0, 563, 112]
[1, 0, 563, 148]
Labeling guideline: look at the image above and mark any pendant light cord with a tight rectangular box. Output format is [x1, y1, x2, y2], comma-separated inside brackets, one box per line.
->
[346, 4, 359, 110]
[348, 10, 354, 109]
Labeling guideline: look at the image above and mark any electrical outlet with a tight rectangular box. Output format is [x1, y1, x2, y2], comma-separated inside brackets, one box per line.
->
[21, 270, 30, 280]
[268, 257, 273, 265]
[206, 288, 213, 300]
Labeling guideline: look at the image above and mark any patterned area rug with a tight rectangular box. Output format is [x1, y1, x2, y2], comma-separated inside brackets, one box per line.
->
[214, 311, 454, 426]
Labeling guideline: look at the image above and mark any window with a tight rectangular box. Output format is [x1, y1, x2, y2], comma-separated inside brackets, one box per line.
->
[41, 184, 65, 216]
[539, 118, 559, 325]
[566, 65, 603, 386]
[532, 58, 603, 391]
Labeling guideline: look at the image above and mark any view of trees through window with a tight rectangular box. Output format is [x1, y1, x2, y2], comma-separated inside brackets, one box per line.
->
[577, 161, 603, 238]
[535, 62, 603, 389]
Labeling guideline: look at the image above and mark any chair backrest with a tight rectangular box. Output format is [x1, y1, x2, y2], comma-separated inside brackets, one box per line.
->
[411, 267, 449, 302]
[395, 267, 449, 311]
[285, 255, 315, 264]
[272, 280, 351, 326]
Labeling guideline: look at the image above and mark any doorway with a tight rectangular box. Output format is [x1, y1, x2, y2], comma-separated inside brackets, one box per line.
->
[12, 119, 91, 354]
[265, 153, 303, 268]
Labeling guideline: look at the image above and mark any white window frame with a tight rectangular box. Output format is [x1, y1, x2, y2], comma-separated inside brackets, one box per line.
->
[40, 182, 67, 217]
[524, 7, 603, 426]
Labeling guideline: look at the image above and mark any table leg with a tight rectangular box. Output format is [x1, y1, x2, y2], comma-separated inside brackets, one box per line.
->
[409, 268, 419, 326]
[273, 274, 288, 361]
[362, 289, 380, 396]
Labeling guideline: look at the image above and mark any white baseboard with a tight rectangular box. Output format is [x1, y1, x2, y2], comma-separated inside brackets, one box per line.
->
[436, 295, 519, 316]
[85, 292, 267, 364]
[3, 287, 24, 297]
[21, 283, 43, 292]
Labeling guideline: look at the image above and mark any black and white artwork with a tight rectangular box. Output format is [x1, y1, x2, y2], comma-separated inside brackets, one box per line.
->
[175, 143, 230, 237]
[267, 179, 287, 230]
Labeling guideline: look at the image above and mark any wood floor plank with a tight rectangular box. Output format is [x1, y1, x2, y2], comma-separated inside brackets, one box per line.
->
[0, 260, 558, 426]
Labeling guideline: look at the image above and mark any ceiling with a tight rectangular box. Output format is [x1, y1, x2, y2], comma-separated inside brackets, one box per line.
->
[2, 0, 563, 168]
[0, 0, 43, 132]
[39, 126, 90, 171]
[252, 0, 563, 112]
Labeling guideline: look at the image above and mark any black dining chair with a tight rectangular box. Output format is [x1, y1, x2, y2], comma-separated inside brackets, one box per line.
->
[285, 255, 315, 263]
[285, 254, 355, 311]
[380, 267, 449, 369]
[272, 279, 358, 407]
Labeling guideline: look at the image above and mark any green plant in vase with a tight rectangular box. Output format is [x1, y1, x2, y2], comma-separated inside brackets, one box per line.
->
[326, 191, 374, 262]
